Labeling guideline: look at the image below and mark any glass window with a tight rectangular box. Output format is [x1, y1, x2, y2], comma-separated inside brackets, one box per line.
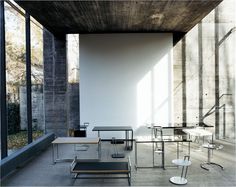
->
[5, 2, 27, 155]
[30, 18, 44, 141]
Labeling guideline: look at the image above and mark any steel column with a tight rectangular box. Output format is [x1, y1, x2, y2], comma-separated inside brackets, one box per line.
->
[25, 12, 32, 143]
[0, 0, 8, 159]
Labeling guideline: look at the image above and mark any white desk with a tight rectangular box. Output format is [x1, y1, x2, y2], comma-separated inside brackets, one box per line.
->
[183, 128, 213, 137]
[52, 137, 101, 164]
[183, 128, 213, 143]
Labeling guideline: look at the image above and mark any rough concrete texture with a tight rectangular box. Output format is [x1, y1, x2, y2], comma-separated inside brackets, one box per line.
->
[20, 85, 44, 130]
[43, 30, 67, 136]
[173, 0, 235, 142]
[68, 83, 80, 129]
[42, 1, 235, 141]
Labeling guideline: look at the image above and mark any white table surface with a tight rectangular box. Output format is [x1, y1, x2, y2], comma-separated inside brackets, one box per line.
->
[183, 128, 212, 137]
[52, 137, 100, 144]
[172, 159, 192, 166]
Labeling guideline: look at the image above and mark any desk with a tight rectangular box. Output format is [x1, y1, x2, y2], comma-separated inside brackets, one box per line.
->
[92, 126, 133, 150]
[183, 128, 213, 143]
[146, 125, 194, 139]
[135, 137, 191, 169]
[52, 137, 101, 164]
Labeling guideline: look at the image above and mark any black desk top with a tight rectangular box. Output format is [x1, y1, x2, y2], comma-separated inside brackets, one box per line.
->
[73, 162, 128, 171]
[92, 126, 133, 131]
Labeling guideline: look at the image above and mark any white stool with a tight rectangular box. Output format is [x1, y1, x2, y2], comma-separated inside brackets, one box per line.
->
[170, 155, 191, 185]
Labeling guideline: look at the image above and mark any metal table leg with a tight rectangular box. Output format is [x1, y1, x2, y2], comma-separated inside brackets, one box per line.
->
[52, 144, 55, 164]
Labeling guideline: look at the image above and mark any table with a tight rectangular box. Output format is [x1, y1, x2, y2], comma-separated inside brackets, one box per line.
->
[183, 128, 213, 143]
[169, 156, 191, 185]
[92, 126, 133, 150]
[70, 157, 131, 186]
[146, 125, 195, 139]
[135, 137, 191, 169]
[52, 137, 101, 164]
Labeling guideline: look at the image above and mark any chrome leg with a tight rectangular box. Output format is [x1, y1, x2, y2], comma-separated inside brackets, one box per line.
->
[177, 142, 179, 159]
[135, 141, 138, 169]
[52, 144, 55, 164]
[56, 144, 59, 160]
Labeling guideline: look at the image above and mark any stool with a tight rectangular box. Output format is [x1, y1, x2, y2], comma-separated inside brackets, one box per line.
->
[170, 155, 191, 185]
[200, 143, 224, 171]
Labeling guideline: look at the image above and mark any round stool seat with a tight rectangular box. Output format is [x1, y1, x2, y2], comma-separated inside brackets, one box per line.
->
[172, 159, 192, 166]
[170, 176, 188, 185]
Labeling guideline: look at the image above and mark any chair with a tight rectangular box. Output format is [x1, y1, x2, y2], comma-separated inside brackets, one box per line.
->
[72, 122, 90, 151]
[200, 142, 224, 171]
[111, 137, 125, 158]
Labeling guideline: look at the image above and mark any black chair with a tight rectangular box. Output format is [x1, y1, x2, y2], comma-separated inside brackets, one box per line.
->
[74, 123, 89, 151]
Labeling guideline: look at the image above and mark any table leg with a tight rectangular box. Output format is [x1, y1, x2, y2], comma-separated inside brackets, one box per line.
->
[56, 144, 59, 160]
[188, 142, 190, 156]
[180, 165, 185, 178]
[125, 130, 128, 149]
[135, 141, 138, 169]
[98, 139, 101, 159]
[152, 142, 155, 167]
[184, 166, 189, 178]
[207, 148, 211, 162]
[52, 144, 55, 164]
[177, 142, 179, 159]
[162, 141, 165, 169]
[131, 130, 133, 150]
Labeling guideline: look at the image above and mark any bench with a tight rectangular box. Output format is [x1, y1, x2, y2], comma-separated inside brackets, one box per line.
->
[70, 157, 131, 185]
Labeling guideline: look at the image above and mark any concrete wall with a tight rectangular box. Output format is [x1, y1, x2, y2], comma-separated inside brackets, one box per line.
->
[43, 30, 67, 136]
[68, 83, 80, 129]
[173, 0, 235, 141]
[20, 85, 44, 130]
[42, 1, 235, 141]
[80, 34, 173, 138]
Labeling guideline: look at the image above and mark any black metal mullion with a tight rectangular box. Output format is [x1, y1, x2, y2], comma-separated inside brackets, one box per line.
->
[26, 12, 32, 144]
[0, 1, 8, 159]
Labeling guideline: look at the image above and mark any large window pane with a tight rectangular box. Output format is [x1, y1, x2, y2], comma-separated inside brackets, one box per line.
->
[5, 2, 27, 155]
[67, 34, 80, 130]
[30, 18, 44, 141]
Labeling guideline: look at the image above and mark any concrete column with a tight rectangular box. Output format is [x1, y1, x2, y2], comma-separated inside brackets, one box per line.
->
[182, 37, 187, 125]
[43, 30, 67, 136]
[68, 83, 80, 129]
[215, 7, 220, 139]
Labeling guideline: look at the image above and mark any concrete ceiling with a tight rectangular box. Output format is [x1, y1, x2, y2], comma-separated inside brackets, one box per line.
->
[16, 0, 222, 36]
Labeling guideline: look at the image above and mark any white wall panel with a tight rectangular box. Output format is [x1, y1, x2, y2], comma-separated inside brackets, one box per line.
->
[80, 34, 173, 138]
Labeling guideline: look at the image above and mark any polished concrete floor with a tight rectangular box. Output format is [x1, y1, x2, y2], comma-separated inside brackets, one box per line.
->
[1, 139, 236, 186]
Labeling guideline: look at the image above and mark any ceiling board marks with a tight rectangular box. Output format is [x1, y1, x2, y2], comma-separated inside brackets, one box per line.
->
[16, 0, 222, 35]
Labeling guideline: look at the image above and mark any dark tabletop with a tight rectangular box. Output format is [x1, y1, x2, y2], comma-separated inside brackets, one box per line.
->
[73, 162, 128, 171]
[92, 126, 133, 131]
